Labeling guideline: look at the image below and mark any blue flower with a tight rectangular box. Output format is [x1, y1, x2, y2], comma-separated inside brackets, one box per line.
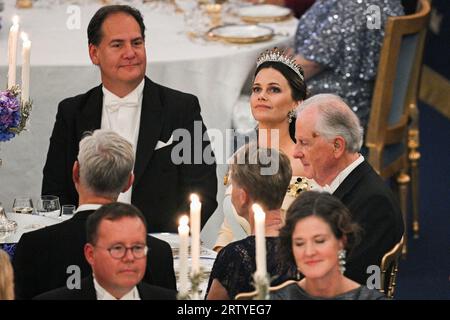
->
[0, 90, 21, 142]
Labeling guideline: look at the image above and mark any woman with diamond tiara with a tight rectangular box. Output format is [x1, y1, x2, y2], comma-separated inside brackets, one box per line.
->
[214, 48, 319, 252]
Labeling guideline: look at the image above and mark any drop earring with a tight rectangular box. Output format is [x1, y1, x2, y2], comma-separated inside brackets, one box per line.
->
[287, 109, 296, 123]
[338, 249, 346, 274]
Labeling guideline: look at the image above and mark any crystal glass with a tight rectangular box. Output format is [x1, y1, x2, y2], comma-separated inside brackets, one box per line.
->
[12, 197, 34, 214]
[36, 195, 61, 218]
[61, 204, 75, 216]
[0, 203, 18, 233]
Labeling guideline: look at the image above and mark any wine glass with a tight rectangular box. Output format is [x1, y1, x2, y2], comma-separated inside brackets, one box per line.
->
[12, 197, 34, 214]
[36, 195, 61, 218]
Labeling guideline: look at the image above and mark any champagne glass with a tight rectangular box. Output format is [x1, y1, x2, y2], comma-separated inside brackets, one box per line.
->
[12, 197, 34, 214]
[36, 195, 61, 218]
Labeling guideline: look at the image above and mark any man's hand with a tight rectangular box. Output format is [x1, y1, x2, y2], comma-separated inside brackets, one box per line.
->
[265, 212, 283, 235]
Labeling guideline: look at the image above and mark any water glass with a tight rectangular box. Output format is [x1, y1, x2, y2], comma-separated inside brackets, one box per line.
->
[36, 195, 61, 218]
[61, 205, 76, 217]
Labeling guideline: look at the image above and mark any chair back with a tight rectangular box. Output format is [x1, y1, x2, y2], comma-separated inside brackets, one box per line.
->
[366, 0, 431, 178]
[380, 236, 404, 298]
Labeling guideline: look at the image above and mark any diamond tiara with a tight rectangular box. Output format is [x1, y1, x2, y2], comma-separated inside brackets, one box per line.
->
[256, 47, 304, 81]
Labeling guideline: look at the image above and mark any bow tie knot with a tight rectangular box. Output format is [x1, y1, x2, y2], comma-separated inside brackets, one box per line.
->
[105, 99, 138, 113]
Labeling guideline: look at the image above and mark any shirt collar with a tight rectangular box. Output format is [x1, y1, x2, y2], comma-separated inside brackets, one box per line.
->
[93, 276, 140, 300]
[323, 155, 364, 194]
[74, 204, 102, 214]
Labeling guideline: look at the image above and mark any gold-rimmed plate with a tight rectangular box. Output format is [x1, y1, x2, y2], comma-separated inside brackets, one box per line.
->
[238, 4, 293, 23]
[207, 24, 274, 44]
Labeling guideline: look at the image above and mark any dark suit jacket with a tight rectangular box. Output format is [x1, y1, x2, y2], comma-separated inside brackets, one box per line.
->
[333, 160, 404, 284]
[12, 209, 176, 300]
[34, 275, 176, 300]
[42, 77, 218, 232]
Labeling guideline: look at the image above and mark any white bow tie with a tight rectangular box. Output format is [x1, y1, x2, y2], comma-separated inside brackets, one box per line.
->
[105, 98, 138, 113]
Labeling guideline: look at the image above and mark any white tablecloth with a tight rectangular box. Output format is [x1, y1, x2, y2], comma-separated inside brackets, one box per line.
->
[0, 212, 63, 244]
[0, 1, 297, 247]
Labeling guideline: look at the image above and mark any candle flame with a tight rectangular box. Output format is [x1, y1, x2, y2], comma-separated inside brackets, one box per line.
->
[12, 15, 19, 25]
[190, 193, 200, 203]
[179, 215, 189, 226]
[21, 32, 28, 42]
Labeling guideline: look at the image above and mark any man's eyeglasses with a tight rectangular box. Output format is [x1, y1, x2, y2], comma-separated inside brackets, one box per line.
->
[101, 244, 148, 259]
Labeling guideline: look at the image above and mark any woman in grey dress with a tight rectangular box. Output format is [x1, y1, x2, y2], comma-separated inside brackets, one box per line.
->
[271, 191, 387, 300]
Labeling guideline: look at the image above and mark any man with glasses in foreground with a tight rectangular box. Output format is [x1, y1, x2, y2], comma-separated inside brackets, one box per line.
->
[36, 202, 176, 300]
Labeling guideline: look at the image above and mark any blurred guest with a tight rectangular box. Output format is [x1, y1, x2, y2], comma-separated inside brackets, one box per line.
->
[293, 94, 404, 284]
[246, 0, 315, 18]
[14, 130, 175, 300]
[42, 4, 217, 232]
[214, 48, 314, 251]
[206, 144, 297, 300]
[271, 191, 387, 300]
[35, 203, 176, 300]
[292, 0, 404, 129]
[0, 249, 14, 300]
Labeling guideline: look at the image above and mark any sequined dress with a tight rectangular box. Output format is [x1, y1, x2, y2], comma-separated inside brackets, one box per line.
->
[295, 0, 404, 128]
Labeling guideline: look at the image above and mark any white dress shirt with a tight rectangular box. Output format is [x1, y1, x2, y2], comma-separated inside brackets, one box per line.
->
[74, 204, 102, 214]
[93, 277, 141, 300]
[100, 79, 145, 204]
[321, 155, 365, 194]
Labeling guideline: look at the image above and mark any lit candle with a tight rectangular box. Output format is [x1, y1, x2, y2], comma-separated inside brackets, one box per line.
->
[178, 215, 190, 296]
[21, 32, 31, 104]
[252, 204, 267, 278]
[189, 193, 201, 274]
[8, 16, 20, 89]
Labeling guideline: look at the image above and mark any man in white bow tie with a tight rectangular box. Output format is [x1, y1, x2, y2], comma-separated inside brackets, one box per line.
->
[42, 5, 218, 233]
[293, 93, 404, 285]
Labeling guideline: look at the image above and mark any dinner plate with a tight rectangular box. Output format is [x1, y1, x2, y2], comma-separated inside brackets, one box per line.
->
[207, 24, 274, 44]
[238, 4, 293, 23]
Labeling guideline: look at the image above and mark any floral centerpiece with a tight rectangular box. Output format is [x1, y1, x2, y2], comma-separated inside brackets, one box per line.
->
[0, 86, 32, 233]
[0, 85, 32, 145]
[0, 86, 22, 142]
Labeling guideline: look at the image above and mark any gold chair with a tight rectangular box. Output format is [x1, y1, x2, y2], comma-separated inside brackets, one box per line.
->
[380, 236, 405, 299]
[365, 0, 431, 257]
[234, 280, 297, 300]
[408, 0, 433, 240]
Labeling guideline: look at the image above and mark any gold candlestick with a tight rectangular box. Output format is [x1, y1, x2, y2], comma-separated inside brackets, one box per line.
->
[205, 3, 222, 27]
[16, 0, 32, 9]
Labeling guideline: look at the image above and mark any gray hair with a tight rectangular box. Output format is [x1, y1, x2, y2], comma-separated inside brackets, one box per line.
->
[78, 130, 134, 198]
[297, 94, 363, 152]
[230, 143, 292, 210]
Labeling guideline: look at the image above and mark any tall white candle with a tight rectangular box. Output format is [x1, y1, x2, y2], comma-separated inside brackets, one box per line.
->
[178, 215, 190, 296]
[21, 32, 31, 104]
[189, 193, 201, 274]
[252, 204, 267, 278]
[8, 16, 20, 89]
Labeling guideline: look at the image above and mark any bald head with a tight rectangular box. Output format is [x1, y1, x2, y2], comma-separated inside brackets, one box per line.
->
[297, 94, 363, 153]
